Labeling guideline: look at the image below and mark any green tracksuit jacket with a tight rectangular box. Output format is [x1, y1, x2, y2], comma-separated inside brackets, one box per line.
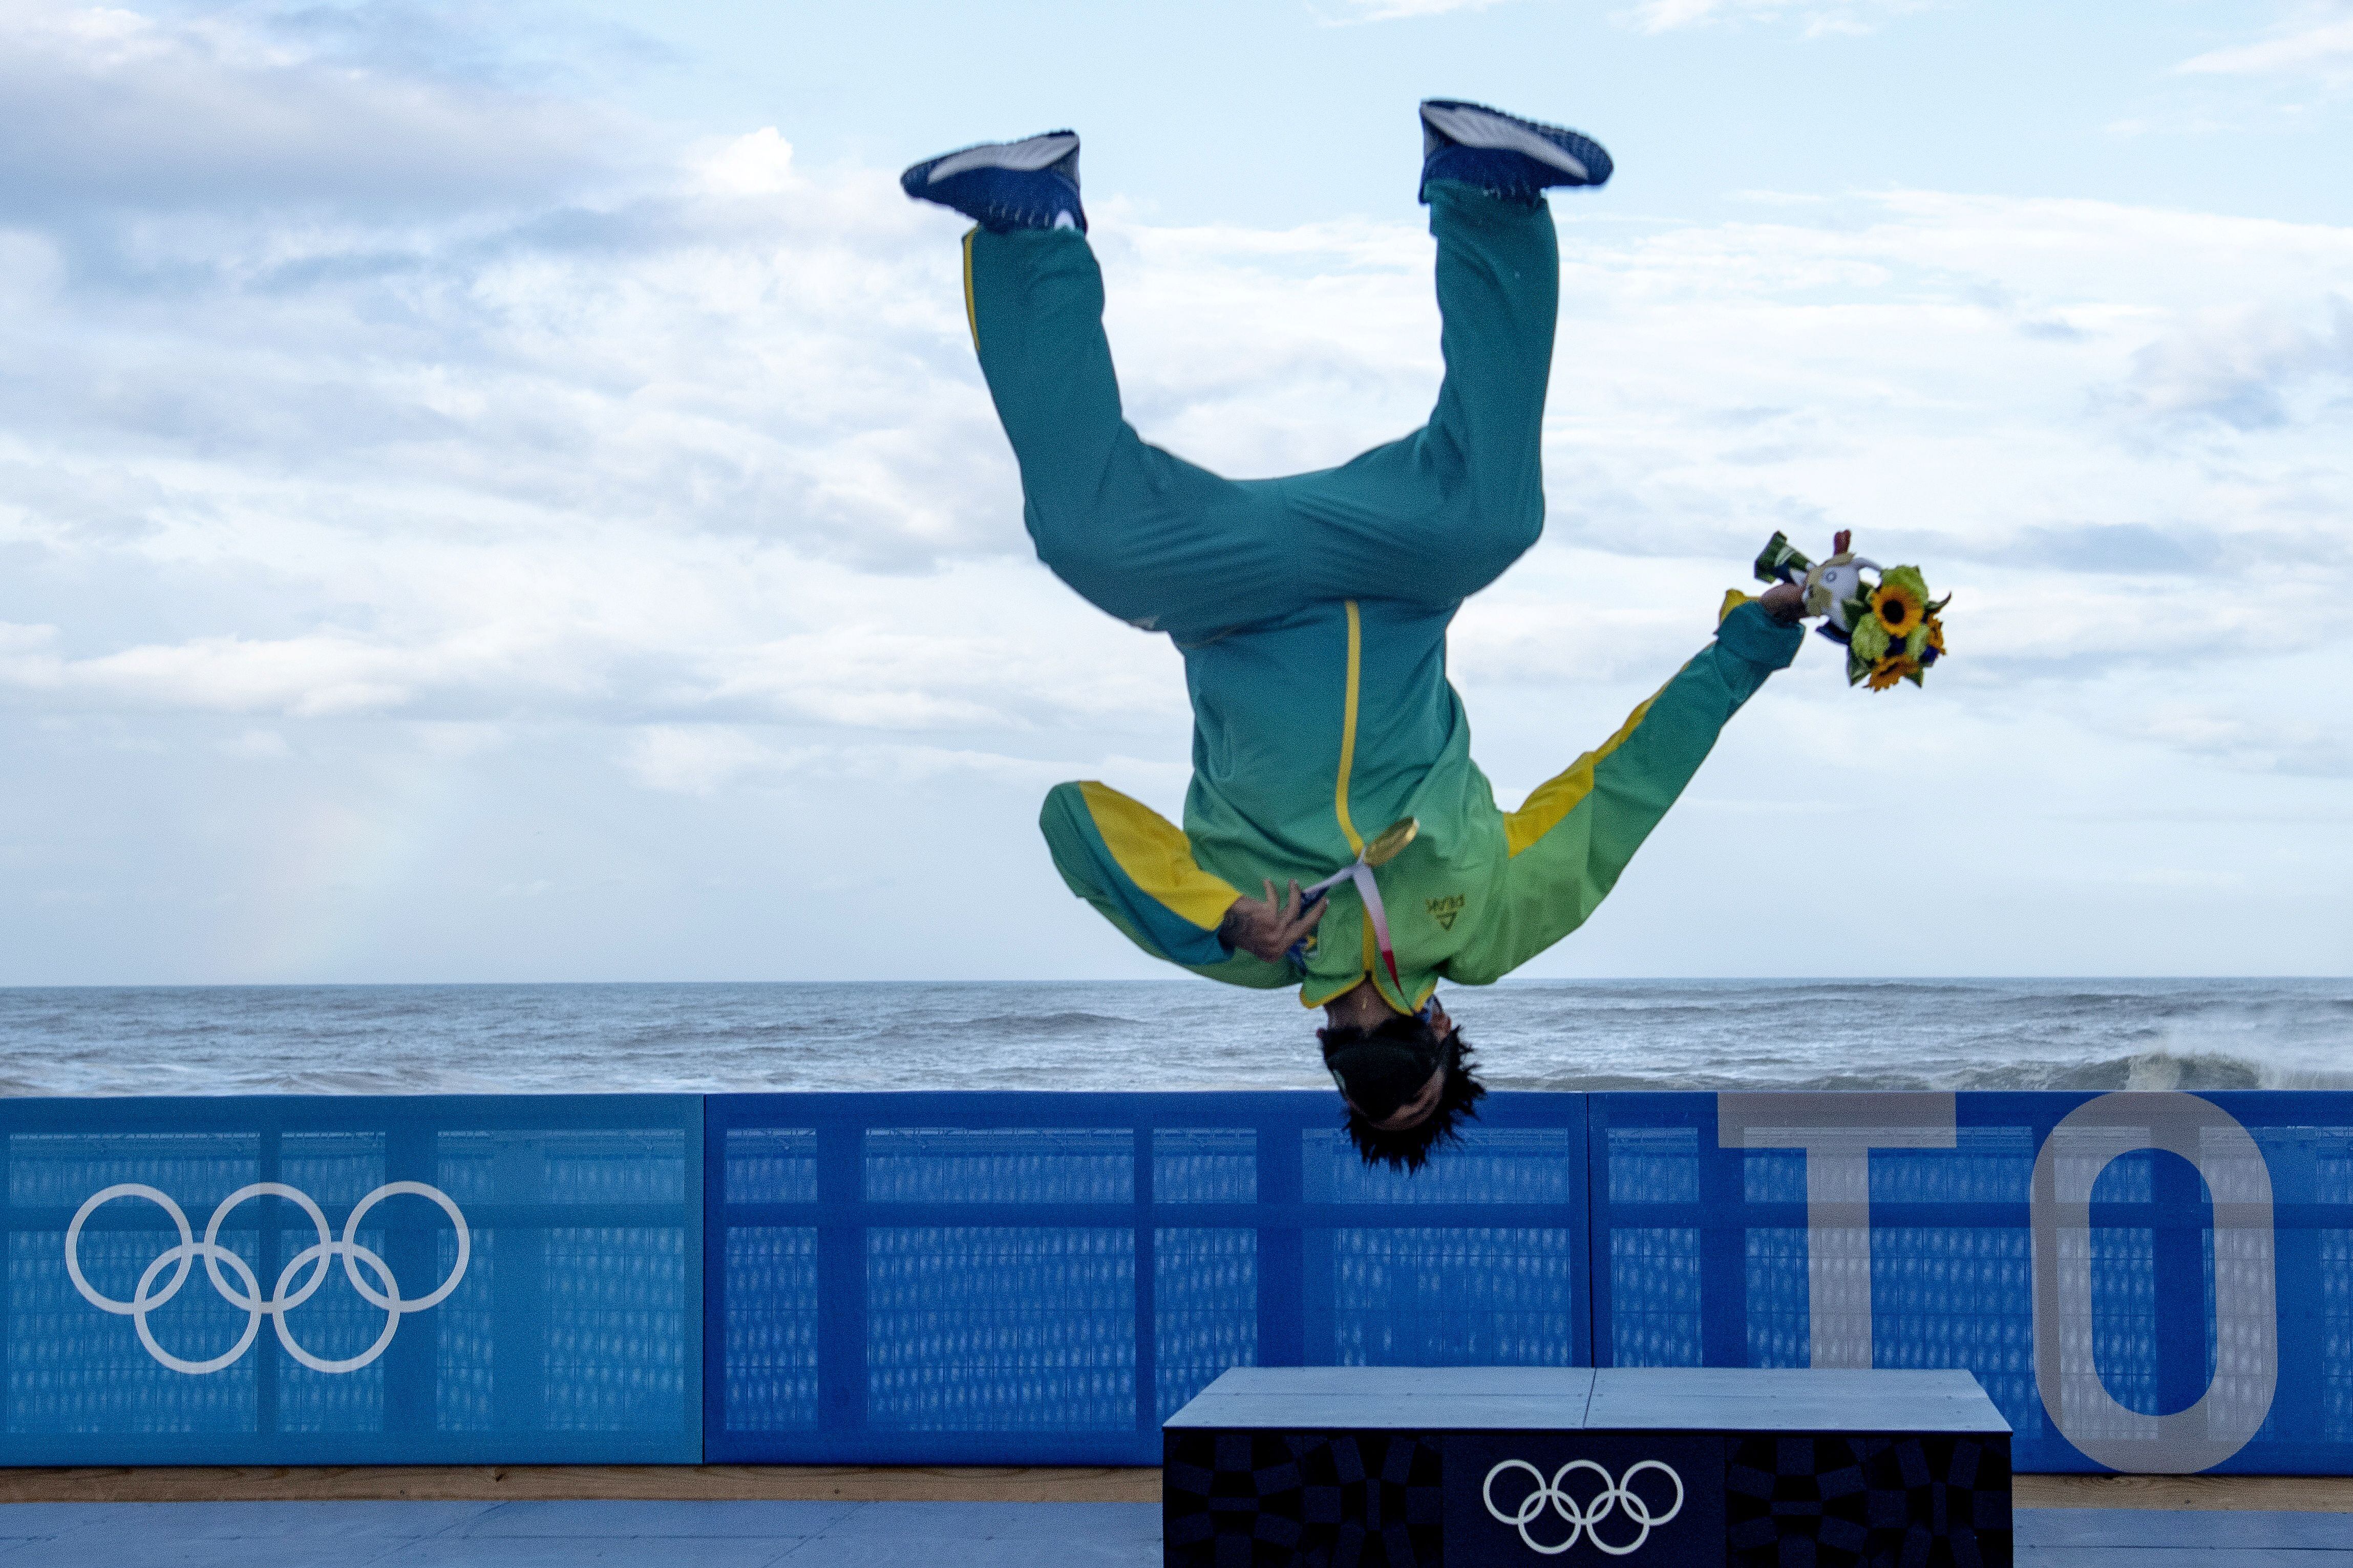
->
[966, 182, 1803, 1013]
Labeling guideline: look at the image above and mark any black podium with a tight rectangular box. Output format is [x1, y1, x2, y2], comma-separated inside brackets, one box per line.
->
[1163, 1366, 2011, 1566]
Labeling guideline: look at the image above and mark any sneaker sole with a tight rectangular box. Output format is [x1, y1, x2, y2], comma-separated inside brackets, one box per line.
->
[924, 132, 1080, 184]
[1419, 102, 1592, 183]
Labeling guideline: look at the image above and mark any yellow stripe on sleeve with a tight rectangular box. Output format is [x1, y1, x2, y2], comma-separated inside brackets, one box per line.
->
[1501, 673, 1679, 858]
[1078, 781, 1242, 929]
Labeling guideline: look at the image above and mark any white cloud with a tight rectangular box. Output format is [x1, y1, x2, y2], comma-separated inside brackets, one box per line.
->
[221, 727, 290, 760]
[693, 127, 801, 197]
[2119, 297, 2353, 428]
[1621, 0, 1925, 35]
[621, 726, 1178, 798]
[0, 0, 614, 216]
[1318, 0, 1921, 28]
[2178, 7, 2353, 84]
[623, 724, 793, 795]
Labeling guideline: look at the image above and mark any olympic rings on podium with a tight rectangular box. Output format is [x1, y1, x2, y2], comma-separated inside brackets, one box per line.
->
[1481, 1456, 1685, 1556]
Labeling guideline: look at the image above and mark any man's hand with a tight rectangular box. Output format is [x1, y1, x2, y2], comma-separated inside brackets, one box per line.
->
[1220, 879, 1329, 963]
[1760, 581, 1806, 624]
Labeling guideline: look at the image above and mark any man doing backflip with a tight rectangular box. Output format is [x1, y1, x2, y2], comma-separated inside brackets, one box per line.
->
[903, 102, 1806, 1169]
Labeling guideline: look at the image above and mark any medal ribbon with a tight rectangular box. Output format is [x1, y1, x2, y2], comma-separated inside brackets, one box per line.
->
[1303, 857, 1402, 995]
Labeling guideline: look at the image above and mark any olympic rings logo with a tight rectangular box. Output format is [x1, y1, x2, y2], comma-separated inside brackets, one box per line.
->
[65, 1182, 469, 1376]
[1482, 1457, 1685, 1557]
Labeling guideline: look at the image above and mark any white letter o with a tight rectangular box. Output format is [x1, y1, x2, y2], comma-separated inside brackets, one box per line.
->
[2031, 1091, 2277, 1473]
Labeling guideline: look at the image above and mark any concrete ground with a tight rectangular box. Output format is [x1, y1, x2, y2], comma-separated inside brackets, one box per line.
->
[0, 1500, 2345, 1564]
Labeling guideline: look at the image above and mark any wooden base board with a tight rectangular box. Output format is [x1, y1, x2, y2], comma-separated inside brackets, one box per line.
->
[0, 1467, 2345, 1511]
[2016, 1474, 2353, 1512]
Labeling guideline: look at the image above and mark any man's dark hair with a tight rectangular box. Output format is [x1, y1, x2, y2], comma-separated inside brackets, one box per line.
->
[1317, 1013, 1486, 1173]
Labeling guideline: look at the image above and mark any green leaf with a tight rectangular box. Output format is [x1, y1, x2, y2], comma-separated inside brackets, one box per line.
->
[1848, 614, 1891, 662]
[1881, 564, 1932, 603]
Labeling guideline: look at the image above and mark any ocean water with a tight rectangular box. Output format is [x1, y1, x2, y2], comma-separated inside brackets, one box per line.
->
[0, 978, 2345, 1098]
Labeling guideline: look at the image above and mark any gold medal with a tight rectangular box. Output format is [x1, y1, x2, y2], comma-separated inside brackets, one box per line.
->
[1361, 817, 1418, 868]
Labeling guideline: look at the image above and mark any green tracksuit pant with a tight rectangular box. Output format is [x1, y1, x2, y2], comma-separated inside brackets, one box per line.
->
[965, 181, 1555, 643]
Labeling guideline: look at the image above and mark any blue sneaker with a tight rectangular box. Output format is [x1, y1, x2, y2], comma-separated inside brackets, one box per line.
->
[1418, 100, 1613, 204]
[901, 131, 1087, 233]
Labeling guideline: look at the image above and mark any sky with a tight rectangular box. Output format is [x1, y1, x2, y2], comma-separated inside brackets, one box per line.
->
[0, 0, 2348, 984]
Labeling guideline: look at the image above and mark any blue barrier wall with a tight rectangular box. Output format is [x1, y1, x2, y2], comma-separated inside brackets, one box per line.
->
[9, 1088, 2352, 1473]
[0, 1097, 702, 1464]
[704, 1092, 1591, 1466]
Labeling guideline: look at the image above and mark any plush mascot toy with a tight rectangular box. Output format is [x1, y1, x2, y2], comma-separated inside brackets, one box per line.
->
[1755, 530, 1949, 692]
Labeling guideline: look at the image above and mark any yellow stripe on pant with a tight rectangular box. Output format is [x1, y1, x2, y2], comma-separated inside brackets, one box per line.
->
[961, 227, 980, 354]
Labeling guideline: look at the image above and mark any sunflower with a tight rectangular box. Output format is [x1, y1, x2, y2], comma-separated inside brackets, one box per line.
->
[1871, 579, 1925, 640]
[1911, 611, 1948, 663]
[1866, 653, 1920, 692]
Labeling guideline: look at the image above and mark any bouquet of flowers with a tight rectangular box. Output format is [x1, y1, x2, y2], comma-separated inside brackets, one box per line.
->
[1754, 530, 1948, 691]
